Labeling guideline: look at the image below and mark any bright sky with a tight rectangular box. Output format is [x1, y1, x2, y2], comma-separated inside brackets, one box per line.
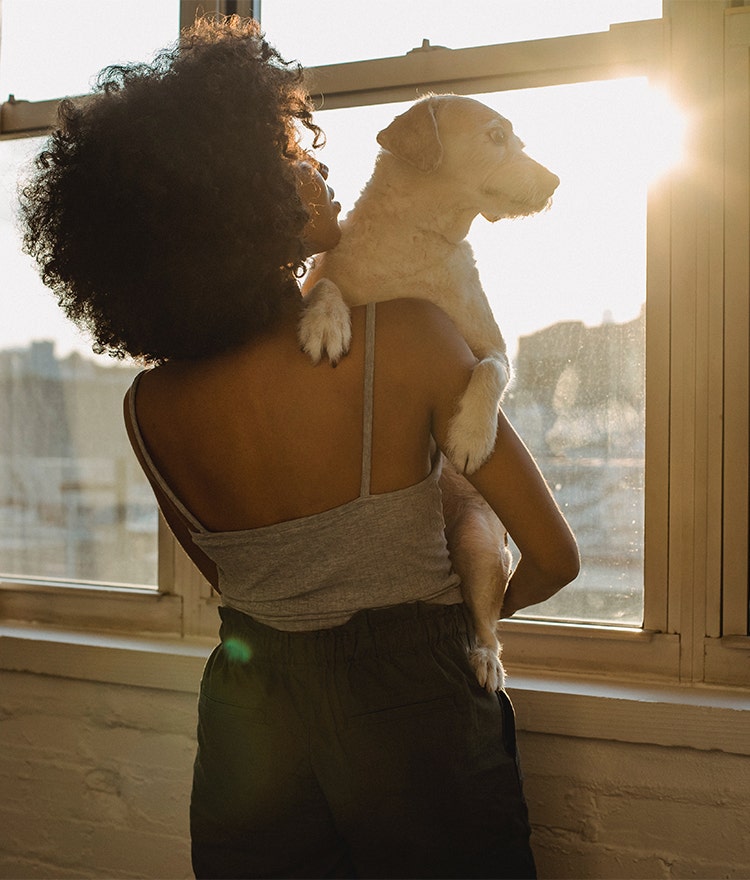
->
[0, 0, 677, 361]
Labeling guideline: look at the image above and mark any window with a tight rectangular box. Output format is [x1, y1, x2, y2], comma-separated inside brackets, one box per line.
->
[313, 76, 680, 628]
[0, 1, 747, 686]
[261, 0, 662, 67]
[0, 0, 180, 589]
[268, 0, 750, 687]
[0, 0, 178, 102]
[0, 0, 208, 637]
[0, 138, 158, 589]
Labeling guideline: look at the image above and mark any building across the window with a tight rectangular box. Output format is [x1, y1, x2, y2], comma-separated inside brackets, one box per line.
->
[0, 340, 157, 587]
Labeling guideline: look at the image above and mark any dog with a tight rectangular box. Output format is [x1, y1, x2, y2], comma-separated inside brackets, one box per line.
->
[298, 95, 559, 690]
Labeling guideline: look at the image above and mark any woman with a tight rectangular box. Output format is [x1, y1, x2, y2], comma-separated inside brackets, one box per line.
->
[20, 15, 579, 879]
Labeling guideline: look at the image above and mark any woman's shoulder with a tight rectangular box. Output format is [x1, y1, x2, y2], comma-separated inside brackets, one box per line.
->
[366, 298, 470, 347]
[365, 298, 477, 374]
[368, 296, 454, 324]
[351, 299, 478, 426]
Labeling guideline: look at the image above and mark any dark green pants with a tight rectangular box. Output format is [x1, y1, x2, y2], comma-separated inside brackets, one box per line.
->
[190, 602, 536, 879]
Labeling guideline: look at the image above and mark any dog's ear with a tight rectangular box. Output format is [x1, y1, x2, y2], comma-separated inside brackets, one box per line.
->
[377, 98, 443, 172]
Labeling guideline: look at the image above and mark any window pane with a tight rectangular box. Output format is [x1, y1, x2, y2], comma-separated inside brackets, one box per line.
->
[0, 0, 179, 102]
[262, 0, 662, 67]
[0, 138, 158, 587]
[312, 78, 681, 625]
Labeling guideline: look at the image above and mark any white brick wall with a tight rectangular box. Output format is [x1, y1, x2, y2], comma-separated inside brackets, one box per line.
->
[1, 666, 749, 879]
[0, 671, 196, 879]
[519, 732, 750, 879]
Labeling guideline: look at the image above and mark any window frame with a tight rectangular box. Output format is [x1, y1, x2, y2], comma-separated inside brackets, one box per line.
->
[0, 1, 747, 688]
[704, 5, 750, 687]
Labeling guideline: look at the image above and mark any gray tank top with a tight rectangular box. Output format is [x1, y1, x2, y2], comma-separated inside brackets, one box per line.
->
[127, 302, 462, 631]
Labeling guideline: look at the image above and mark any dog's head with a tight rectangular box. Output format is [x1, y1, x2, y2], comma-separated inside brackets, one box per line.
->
[376, 95, 559, 222]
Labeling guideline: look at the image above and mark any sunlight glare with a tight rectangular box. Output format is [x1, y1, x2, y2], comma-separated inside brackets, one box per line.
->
[635, 86, 688, 184]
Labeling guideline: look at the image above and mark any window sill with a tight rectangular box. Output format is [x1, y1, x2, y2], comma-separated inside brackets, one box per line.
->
[0, 579, 184, 634]
[0, 623, 747, 755]
[0, 622, 213, 693]
[500, 617, 682, 679]
[507, 670, 750, 756]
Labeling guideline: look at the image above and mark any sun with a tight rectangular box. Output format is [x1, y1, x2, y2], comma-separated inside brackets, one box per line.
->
[636, 84, 689, 184]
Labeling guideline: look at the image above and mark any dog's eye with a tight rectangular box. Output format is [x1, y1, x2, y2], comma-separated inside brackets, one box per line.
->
[489, 128, 506, 145]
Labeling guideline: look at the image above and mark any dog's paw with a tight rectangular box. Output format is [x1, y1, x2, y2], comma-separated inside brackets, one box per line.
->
[469, 645, 506, 693]
[446, 410, 498, 474]
[446, 427, 495, 475]
[298, 278, 352, 365]
[445, 356, 508, 473]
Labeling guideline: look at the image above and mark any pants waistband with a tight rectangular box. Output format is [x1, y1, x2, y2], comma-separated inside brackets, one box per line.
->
[218, 601, 472, 665]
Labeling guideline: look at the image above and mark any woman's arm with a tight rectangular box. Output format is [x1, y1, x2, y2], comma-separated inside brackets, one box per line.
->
[466, 409, 580, 616]
[415, 300, 580, 616]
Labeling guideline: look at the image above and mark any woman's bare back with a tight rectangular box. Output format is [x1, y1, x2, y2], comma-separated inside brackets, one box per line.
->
[129, 302, 437, 533]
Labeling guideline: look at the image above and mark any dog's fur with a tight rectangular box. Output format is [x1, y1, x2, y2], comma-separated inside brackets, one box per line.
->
[299, 95, 559, 690]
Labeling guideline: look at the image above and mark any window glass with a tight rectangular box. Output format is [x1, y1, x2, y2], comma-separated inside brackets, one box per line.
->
[261, 0, 662, 67]
[311, 78, 684, 625]
[0, 138, 158, 588]
[0, 0, 179, 102]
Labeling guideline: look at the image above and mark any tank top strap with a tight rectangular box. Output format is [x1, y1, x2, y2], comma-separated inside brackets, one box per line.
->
[360, 302, 376, 497]
[126, 371, 207, 533]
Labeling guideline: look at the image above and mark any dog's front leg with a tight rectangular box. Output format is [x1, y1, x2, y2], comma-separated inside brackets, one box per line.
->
[298, 278, 352, 365]
[446, 355, 508, 473]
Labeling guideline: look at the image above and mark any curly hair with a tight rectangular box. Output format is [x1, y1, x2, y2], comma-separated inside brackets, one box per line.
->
[19, 15, 324, 363]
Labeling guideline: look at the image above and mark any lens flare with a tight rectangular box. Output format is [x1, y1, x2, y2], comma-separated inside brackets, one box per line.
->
[224, 637, 253, 663]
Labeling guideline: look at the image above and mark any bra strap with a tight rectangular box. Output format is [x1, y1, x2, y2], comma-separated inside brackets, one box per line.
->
[360, 302, 376, 497]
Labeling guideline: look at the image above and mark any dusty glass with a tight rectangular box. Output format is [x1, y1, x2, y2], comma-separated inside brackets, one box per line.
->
[0, 0, 179, 102]
[261, 0, 662, 68]
[0, 138, 158, 587]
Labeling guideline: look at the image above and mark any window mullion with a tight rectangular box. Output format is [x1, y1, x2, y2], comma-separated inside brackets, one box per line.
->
[159, 515, 217, 637]
[305, 20, 666, 110]
[643, 183, 671, 634]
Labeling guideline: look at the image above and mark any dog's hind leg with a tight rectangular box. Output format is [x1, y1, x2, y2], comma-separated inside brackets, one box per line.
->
[298, 278, 352, 365]
[441, 463, 511, 692]
[448, 505, 511, 692]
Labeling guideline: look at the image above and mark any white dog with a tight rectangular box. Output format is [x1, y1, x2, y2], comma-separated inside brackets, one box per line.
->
[299, 95, 559, 690]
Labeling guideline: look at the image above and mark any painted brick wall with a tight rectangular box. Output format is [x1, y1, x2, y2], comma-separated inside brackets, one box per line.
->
[1, 669, 749, 879]
[519, 732, 750, 879]
[0, 670, 195, 879]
